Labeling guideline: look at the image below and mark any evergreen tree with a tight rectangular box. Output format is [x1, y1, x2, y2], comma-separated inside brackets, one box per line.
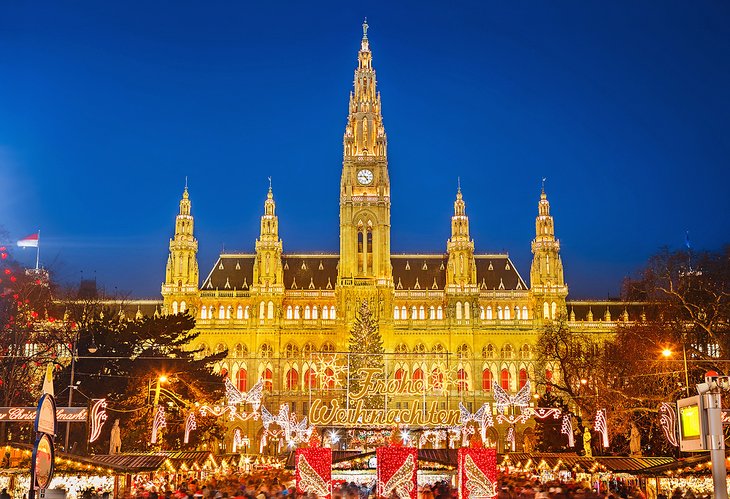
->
[347, 300, 385, 410]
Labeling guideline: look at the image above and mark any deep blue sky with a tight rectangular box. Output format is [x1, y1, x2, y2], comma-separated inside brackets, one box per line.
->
[1, 1, 728, 299]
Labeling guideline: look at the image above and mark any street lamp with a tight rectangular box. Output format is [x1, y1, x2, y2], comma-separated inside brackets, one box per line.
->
[65, 332, 97, 452]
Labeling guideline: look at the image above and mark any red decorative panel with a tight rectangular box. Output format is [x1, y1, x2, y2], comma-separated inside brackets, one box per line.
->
[376, 447, 418, 499]
[295, 447, 332, 498]
[458, 447, 497, 499]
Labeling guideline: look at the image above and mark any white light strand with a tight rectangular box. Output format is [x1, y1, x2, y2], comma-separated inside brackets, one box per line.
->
[184, 411, 197, 444]
[659, 402, 678, 447]
[560, 414, 574, 447]
[88, 399, 107, 443]
[594, 409, 609, 447]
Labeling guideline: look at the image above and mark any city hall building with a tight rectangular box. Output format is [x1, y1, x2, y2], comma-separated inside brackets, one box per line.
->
[154, 24, 638, 453]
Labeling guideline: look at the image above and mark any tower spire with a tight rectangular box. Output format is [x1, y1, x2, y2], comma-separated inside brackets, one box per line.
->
[447, 186, 475, 287]
[254, 183, 283, 290]
[162, 185, 199, 314]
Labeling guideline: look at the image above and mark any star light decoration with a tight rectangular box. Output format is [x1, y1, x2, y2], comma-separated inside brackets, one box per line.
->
[594, 409, 609, 447]
[315, 353, 347, 389]
[658, 402, 678, 447]
[560, 414, 575, 447]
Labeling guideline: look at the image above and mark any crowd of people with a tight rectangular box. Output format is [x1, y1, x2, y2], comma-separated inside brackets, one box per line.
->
[121, 470, 712, 499]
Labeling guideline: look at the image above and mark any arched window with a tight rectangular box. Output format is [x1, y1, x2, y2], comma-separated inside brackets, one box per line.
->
[501, 369, 510, 390]
[286, 306, 293, 319]
[546, 370, 553, 392]
[413, 368, 424, 382]
[394, 307, 400, 320]
[244, 306, 250, 319]
[503, 306, 510, 320]
[395, 343, 408, 354]
[237, 305, 243, 319]
[551, 301, 557, 319]
[464, 301, 470, 321]
[226, 306, 232, 319]
[401, 306, 407, 319]
[501, 344, 514, 359]
[219, 305, 226, 320]
[323, 368, 334, 390]
[322, 306, 329, 320]
[432, 344, 445, 354]
[286, 369, 299, 390]
[312, 306, 318, 320]
[260, 344, 273, 358]
[543, 302, 550, 319]
[180, 301, 186, 313]
[457, 344, 470, 359]
[267, 301, 274, 319]
[413, 343, 426, 354]
[497, 306, 503, 320]
[482, 344, 495, 359]
[321, 342, 335, 353]
[234, 344, 248, 358]
[237, 368, 247, 392]
[429, 306, 435, 320]
[480, 306, 485, 319]
[259, 302, 265, 319]
[411, 306, 417, 319]
[519, 368, 528, 389]
[457, 369, 468, 392]
[304, 306, 311, 320]
[395, 368, 405, 386]
[263, 368, 273, 391]
[456, 302, 463, 320]
[486, 306, 493, 320]
[482, 369, 492, 391]
[294, 306, 300, 319]
[303, 343, 315, 357]
[172, 301, 178, 315]
[515, 306, 521, 320]
[330, 306, 336, 319]
[437, 306, 443, 320]
[522, 306, 528, 319]
[284, 343, 299, 359]
[201, 306, 207, 319]
[521, 344, 532, 359]
[418, 306, 425, 320]
[305, 368, 316, 389]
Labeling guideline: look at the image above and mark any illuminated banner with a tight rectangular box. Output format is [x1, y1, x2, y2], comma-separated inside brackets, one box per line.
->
[377, 447, 417, 499]
[308, 368, 461, 427]
[0, 407, 87, 422]
[295, 448, 332, 498]
[458, 447, 497, 499]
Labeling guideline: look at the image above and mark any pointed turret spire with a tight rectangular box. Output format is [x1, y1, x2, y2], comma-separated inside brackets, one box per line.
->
[162, 182, 200, 313]
[530, 186, 567, 320]
[254, 181, 283, 289]
[447, 185, 475, 287]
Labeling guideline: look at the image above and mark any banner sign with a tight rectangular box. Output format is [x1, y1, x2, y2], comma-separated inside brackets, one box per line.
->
[377, 447, 418, 499]
[295, 448, 332, 498]
[458, 447, 497, 499]
[0, 407, 87, 422]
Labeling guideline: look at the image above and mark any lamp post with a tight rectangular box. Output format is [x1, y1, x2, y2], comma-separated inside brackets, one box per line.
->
[65, 333, 97, 452]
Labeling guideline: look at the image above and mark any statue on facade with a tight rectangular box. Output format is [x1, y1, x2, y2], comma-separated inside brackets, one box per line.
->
[629, 423, 642, 456]
[109, 419, 122, 454]
[583, 427, 592, 457]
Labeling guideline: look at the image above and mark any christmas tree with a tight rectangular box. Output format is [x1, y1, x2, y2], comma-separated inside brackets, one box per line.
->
[347, 300, 385, 410]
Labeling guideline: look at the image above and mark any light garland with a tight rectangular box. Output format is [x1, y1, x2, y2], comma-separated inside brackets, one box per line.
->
[184, 411, 197, 444]
[594, 409, 609, 447]
[560, 414, 574, 447]
[150, 406, 166, 444]
[418, 429, 446, 447]
[225, 377, 264, 411]
[530, 407, 562, 419]
[88, 398, 107, 443]
[658, 402, 678, 447]
[296, 448, 332, 498]
[492, 379, 531, 413]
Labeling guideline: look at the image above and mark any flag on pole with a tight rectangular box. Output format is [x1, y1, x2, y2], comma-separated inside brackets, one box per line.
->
[17, 233, 39, 248]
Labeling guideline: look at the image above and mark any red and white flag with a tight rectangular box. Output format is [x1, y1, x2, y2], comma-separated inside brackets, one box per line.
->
[17, 233, 39, 248]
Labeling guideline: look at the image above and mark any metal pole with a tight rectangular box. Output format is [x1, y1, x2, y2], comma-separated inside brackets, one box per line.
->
[65, 335, 77, 452]
[705, 388, 728, 499]
[682, 341, 690, 395]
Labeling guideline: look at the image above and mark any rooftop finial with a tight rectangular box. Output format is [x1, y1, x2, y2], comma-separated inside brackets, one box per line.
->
[362, 18, 369, 39]
[268, 176, 272, 191]
[541, 177, 546, 194]
[185, 175, 188, 190]
[457, 176, 461, 193]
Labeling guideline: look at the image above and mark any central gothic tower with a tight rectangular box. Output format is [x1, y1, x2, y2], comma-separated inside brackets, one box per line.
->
[337, 21, 393, 324]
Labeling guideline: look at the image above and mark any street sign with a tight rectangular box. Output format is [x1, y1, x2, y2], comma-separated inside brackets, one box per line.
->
[31, 433, 55, 489]
[34, 394, 57, 436]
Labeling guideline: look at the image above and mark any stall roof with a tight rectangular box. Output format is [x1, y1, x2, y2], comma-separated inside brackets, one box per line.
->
[91, 451, 215, 473]
[503, 453, 675, 474]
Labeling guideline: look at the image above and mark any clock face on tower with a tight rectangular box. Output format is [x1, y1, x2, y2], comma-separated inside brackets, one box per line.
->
[357, 169, 374, 185]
